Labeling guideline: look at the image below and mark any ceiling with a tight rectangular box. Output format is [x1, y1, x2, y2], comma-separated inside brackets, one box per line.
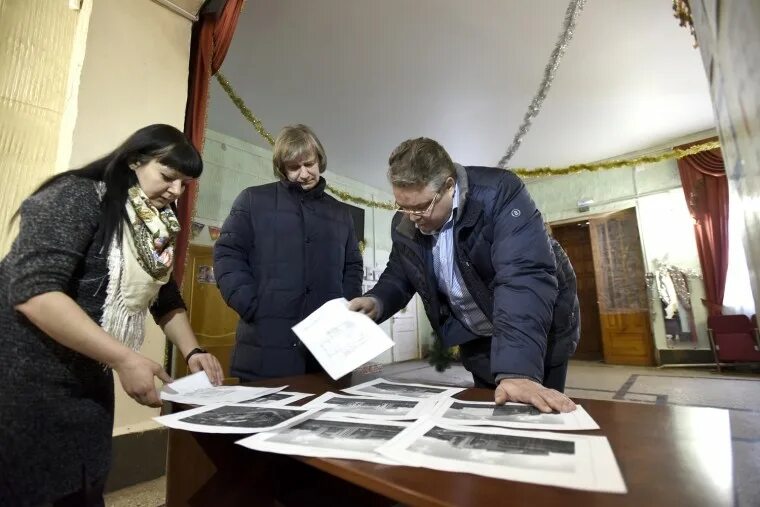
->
[208, 0, 716, 191]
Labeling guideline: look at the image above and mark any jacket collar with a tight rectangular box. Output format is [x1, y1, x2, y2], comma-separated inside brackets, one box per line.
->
[280, 176, 327, 200]
[453, 164, 482, 229]
[453, 163, 469, 212]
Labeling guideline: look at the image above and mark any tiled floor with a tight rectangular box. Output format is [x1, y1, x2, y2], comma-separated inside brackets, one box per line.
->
[105, 476, 166, 507]
[105, 360, 760, 507]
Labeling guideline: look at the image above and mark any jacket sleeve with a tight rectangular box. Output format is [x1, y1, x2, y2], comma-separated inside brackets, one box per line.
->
[547, 238, 580, 363]
[150, 277, 187, 322]
[342, 210, 364, 300]
[213, 189, 259, 322]
[365, 233, 415, 323]
[490, 175, 558, 382]
[7, 177, 100, 307]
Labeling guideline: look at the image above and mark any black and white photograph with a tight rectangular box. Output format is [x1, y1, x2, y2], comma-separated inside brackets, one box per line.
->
[154, 403, 320, 434]
[302, 392, 435, 420]
[377, 420, 627, 493]
[236, 416, 409, 465]
[408, 426, 577, 472]
[342, 378, 464, 400]
[430, 399, 599, 431]
[240, 391, 315, 406]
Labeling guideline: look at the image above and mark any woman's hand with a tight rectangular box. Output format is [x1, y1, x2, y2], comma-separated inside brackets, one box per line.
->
[158, 309, 224, 385]
[187, 352, 224, 385]
[114, 351, 173, 407]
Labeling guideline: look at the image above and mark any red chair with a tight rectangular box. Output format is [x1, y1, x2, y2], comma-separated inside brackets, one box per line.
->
[707, 315, 760, 372]
[753, 314, 759, 347]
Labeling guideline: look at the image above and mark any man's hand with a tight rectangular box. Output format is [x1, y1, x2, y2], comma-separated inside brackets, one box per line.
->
[348, 297, 379, 320]
[495, 378, 576, 413]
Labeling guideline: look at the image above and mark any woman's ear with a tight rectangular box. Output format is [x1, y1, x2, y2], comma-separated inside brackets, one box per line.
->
[127, 158, 142, 171]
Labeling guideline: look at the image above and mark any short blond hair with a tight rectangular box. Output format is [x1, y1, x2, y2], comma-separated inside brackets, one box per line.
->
[272, 124, 326, 179]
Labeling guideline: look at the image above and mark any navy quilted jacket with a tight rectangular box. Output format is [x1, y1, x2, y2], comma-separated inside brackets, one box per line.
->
[214, 178, 363, 380]
[368, 165, 579, 382]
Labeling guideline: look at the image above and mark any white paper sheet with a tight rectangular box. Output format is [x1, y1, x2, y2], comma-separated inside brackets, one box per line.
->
[292, 298, 394, 380]
[342, 378, 465, 400]
[236, 416, 408, 465]
[160, 372, 287, 405]
[301, 392, 437, 421]
[242, 391, 315, 406]
[429, 399, 599, 431]
[153, 403, 320, 434]
[376, 419, 627, 494]
[162, 370, 213, 392]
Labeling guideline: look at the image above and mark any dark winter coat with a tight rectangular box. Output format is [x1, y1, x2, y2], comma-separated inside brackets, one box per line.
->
[368, 165, 579, 382]
[214, 178, 363, 380]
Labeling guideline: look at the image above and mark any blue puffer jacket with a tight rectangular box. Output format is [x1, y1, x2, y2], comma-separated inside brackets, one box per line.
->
[214, 178, 363, 380]
[368, 165, 578, 382]
[548, 238, 581, 366]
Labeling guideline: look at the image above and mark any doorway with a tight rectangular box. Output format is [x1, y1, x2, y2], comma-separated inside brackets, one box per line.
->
[551, 208, 655, 366]
[551, 221, 604, 361]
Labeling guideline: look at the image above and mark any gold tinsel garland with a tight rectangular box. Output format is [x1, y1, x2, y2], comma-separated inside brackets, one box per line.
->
[215, 71, 720, 210]
[216, 71, 396, 210]
[672, 0, 697, 47]
[216, 73, 275, 146]
[511, 141, 720, 179]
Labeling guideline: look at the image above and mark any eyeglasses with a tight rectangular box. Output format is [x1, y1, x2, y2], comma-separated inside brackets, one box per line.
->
[394, 191, 441, 217]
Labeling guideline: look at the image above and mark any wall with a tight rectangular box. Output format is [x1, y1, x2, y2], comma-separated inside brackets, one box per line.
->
[690, 1, 760, 314]
[0, 0, 80, 256]
[198, 129, 435, 355]
[526, 159, 711, 358]
[55, 0, 194, 435]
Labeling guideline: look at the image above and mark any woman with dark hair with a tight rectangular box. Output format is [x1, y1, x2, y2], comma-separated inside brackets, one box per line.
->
[0, 124, 223, 506]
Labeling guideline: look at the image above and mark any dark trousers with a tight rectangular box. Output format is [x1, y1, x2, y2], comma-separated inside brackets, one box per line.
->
[50, 476, 106, 507]
[238, 348, 326, 383]
[459, 337, 568, 392]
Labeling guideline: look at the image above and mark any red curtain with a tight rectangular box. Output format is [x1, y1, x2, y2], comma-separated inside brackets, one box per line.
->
[174, 0, 245, 284]
[677, 141, 729, 316]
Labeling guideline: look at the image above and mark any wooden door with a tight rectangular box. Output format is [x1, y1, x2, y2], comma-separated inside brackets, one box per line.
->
[391, 296, 420, 362]
[551, 222, 603, 361]
[589, 209, 655, 366]
[173, 244, 239, 379]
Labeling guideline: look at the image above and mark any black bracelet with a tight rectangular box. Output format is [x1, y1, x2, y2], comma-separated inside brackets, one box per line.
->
[185, 347, 208, 364]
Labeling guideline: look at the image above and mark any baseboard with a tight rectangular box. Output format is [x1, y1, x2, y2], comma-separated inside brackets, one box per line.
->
[658, 348, 715, 365]
[105, 427, 167, 493]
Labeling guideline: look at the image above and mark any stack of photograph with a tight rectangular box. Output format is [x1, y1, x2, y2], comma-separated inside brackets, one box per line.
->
[155, 377, 627, 493]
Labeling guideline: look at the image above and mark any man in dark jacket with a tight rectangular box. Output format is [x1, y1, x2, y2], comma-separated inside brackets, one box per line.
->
[349, 137, 578, 413]
[214, 124, 363, 381]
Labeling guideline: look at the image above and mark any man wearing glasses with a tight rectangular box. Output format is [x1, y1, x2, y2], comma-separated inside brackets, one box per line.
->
[349, 137, 578, 413]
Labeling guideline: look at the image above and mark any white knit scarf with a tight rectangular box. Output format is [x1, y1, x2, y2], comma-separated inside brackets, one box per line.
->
[101, 185, 180, 350]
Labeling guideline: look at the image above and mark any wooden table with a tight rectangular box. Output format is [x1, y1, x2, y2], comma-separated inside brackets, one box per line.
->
[165, 374, 734, 506]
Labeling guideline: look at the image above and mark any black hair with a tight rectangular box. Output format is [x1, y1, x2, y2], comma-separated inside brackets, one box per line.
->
[17, 124, 202, 249]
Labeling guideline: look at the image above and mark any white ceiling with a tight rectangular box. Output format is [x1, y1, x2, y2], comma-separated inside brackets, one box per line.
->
[208, 0, 716, 191]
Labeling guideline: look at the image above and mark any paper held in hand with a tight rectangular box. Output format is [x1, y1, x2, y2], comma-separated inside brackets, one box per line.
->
[292, 298, 393, 380]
